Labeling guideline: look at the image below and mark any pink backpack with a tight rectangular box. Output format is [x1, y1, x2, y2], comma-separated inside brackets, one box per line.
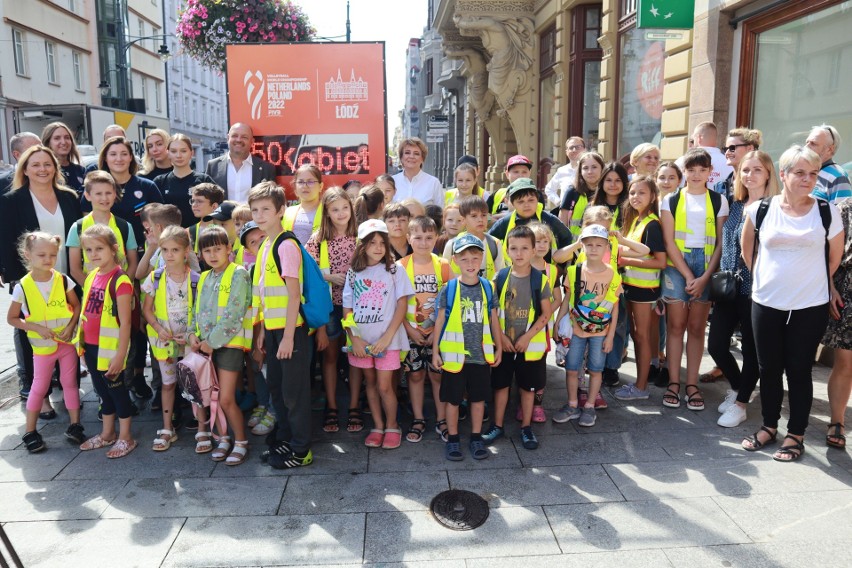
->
[177, 351, 227, 436]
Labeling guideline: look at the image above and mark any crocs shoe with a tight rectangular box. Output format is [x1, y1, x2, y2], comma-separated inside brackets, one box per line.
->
[532, 405, 547, 423]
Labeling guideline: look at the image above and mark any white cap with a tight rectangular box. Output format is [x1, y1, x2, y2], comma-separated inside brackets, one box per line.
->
[579, 224, 610, 241]
[357, 219, 388, 240]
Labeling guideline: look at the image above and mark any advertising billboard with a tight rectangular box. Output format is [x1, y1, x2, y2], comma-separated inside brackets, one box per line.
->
[226, 42, 387, 199]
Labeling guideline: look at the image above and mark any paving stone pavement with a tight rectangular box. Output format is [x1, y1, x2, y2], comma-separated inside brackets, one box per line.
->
[0, 320, 850, 567]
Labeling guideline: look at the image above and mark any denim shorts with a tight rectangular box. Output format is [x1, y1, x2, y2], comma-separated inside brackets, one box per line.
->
[662, 248, 710, 304]
[564, 334, 606, 373]
[326, 305, 344, 340]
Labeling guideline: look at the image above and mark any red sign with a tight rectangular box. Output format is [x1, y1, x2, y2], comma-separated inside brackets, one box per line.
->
[226, 43, 387, 198]
[636, 42, 664, 120]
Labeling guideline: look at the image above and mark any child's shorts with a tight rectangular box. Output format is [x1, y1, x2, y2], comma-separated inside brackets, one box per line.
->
[348, 350, 401, 371]
[491, 354, 546, 392]
[403, 344, 437, 373]
[662, 248, 710, 303]
[441, 364, 491, 405]
[213, 346, 245, 372]
[564, 334, 606, 373]
[326, 305, 344, 340]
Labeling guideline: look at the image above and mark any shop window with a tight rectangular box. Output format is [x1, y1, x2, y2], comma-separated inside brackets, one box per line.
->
[738, 0, 851, 165]
[569, 5, 602, 147]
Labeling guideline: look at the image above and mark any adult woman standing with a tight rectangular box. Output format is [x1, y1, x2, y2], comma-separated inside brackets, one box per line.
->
[139, 129, 173, 181]
[822, 197, 852, 450]
[741, 145, 843, 462]
[391, 137, 444, 207]
[42, 122, 86, 196]
[629, 143, 661, 179]
[708, 151, 778, 428]
[0, 145, 82, 413]
[154, 133, 216, 227]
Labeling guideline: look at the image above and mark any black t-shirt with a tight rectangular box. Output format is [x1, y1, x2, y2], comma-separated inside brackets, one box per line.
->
[154, 171, 216, 228]
[560, 187, 582, 211]
[61, 163, 87, 196]
[139, 166, 172, 181]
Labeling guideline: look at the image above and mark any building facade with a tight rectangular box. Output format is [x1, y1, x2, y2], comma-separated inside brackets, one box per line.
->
[431, 0, 852, 190]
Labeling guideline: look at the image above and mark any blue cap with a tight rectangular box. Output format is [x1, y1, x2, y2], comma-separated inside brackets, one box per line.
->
[239, 220, 261, 247]
[452, 233, 485, 254]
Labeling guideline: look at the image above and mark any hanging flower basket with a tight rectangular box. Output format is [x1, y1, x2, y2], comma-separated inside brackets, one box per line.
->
[176, 0, 316, 72]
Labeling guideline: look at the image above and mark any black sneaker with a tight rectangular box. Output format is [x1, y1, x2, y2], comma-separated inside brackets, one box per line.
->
[22, 431, 46, 453]
[602, 368, 620, 387]
[268, 449, 313, 469]
[654, 366, 670, 388]
[261, 440, 291, 464]
[129, 375, 153, 399]
[65, 423, 85, 445]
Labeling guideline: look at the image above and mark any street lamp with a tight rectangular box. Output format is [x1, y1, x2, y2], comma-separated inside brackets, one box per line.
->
[111, 33, 173, 111]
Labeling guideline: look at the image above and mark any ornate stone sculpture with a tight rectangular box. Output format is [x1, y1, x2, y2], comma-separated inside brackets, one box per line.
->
[443, 46, 495, 122]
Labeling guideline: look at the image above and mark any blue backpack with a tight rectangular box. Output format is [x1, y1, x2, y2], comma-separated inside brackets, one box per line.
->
[271, 231, 332, 329]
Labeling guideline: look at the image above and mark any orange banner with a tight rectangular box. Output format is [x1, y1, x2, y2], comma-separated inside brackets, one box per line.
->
[226, 42, 387, 198]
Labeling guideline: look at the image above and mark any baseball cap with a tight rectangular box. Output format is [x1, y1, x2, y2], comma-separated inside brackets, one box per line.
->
[203, 201, 237, 222]
[505, 155, 532, 171]
[357, 219, 388, 241]
[452, 234, 485, 254]
[506, 177, 538, 198]
[579, 224, 610, 242]
[239, 220, 261, 247]
[457, 154, 479, 168]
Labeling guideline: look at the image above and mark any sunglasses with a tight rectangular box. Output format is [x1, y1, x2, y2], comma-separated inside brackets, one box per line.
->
[723, 143, 751, 153]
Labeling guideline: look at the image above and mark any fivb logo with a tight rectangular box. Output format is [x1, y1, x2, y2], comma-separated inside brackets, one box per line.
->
[244, 70, 265, 120]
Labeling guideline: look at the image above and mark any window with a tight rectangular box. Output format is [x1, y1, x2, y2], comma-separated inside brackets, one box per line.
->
[616, 27, 664, 156]
[538, 25, 558, 164]
[569, 5, 603, 147]
[45, 42, 57, 84]
[184, 96, 190, 124]
[138, 19, 145, 48]
[155, 81, 162, 111]
[202, 102, 208, 128]
[73, 52, 83, 90]
[425, 58, 433, 96]
[68, 0, 76, 12]
[193, 100, 198, 125]
[13, 29, 26, 75]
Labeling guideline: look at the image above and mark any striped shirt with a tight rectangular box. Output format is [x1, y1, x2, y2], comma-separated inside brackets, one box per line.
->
[813, 160, 852, 203]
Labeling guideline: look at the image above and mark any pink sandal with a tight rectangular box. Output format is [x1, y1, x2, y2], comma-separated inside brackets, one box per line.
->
[80, 434, 116, 451]
[364, 429, 384, 448]
[107, 439, 137, 459]
[382, 428, 402, 449]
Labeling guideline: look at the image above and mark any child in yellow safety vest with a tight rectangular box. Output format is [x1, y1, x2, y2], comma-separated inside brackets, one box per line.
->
[9, 232, 82, 453]
[443, 196, 505, 280]
[432, 234, 502, 461]
[142, 226, 201, 453]
[188, 225, 253, 465]
[282, 164, 324, 245]
[77, 224, 136, 458]
[231, 204, 254, 267]
[187, 182, 224, 258]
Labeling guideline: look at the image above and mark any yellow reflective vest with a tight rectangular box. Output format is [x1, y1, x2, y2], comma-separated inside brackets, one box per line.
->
[196, 263, 253, 351]
[146, 268, 197, 361]
[80, 213, 128, 274]
[495, 269, 549, 361]
[622, 214, 662, 288]
[20, 271, 74, 355]
[669, 189, 717, 270]
[252, 232, 304, 330]
[400, 254, 450, 325]
[282, 203, 323, 236]
[78, 268, 131, 371]
[438, 279, 496, 373]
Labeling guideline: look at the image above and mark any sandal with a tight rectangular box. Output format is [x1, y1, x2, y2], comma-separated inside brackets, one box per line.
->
[347, 408, 364, 433]
[685, 385, 705, 411]
[699, 368, 725, 383]
[152, 429, 178, 452]
[195, 432, 213, 454]
[364, 429, 384, 448]
[382, 428, 402, 449]
[225, 440, 249, 466]
[406, 419, 427, 443]
[107, 439, 137, 459]
[435, 419, 449, 442]
[80, 434, 116, 451]
[826, 423, 846, 449]
[211, 436, 231, 462]
[742, 426, 778, 452]
[773, 434, 805, 462]
[323, 408, 339, 434]
[662, 383, 681, 408]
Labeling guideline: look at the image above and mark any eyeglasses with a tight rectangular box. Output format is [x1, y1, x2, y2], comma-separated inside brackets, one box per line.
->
[295, 180, 319, 187]
[189, 198, 208, 205]
[567, 145, 585, 151]
[723, 143, 750, 153]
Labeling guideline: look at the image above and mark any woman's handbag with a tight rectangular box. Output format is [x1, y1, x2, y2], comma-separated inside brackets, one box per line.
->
[709, 271, 738, 302]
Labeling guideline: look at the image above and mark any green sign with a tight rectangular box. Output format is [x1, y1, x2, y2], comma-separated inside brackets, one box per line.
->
[637, 0, 694, 30]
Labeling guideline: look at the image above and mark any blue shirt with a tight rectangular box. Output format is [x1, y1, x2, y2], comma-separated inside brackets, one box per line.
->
[720, 200, 752, 296]
[813, 161, 852, 203]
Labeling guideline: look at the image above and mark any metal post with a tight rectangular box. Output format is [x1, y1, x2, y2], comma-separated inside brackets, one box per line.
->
[346, 1, 351, 42]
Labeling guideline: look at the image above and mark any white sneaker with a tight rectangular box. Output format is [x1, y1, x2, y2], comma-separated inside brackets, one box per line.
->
[718, 390, 738, 414]
[717, 404, 747, 428]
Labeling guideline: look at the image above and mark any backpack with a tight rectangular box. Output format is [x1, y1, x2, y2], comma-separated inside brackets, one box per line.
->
[440, 277, 494, 338]
[754, 196, 833, 282]
[177, 351, 227, 435]
[271, 231, 333, 329]
[151, 267, 200, 303]
[494, 266, 544, 322]
[668, 188, 723, 220]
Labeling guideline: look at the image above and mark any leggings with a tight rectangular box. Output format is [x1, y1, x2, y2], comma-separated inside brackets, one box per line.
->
[708, 295, 759, 403]
[752, 302, 828, 436]
[26, 344, 80, 413]
[84, 344, 135, 419]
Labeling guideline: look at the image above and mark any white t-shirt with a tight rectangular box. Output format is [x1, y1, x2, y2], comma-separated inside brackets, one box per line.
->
[675, 146, 734, 190]
[30, 193, 67, 275]
[12, 273, 75, 316]
[661, 191, 729, 249]
[391, 170, 444, 206]
[342, 262, 415, 351]
[544, 163, 577, 208]
[746, 198, 843, 310]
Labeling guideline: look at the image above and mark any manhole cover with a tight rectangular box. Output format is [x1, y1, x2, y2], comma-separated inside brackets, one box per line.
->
[430, 489, 489, 530]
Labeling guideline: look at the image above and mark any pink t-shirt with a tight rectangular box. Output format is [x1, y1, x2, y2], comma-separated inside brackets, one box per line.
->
[82, 267, 133, 345]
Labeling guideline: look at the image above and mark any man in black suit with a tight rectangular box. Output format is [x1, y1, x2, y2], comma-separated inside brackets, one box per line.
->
[205, 123, 276, 203]
[0, 132, 42, 196]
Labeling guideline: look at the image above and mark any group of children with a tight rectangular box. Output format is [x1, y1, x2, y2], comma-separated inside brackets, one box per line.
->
[10, 145, 728, 465]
